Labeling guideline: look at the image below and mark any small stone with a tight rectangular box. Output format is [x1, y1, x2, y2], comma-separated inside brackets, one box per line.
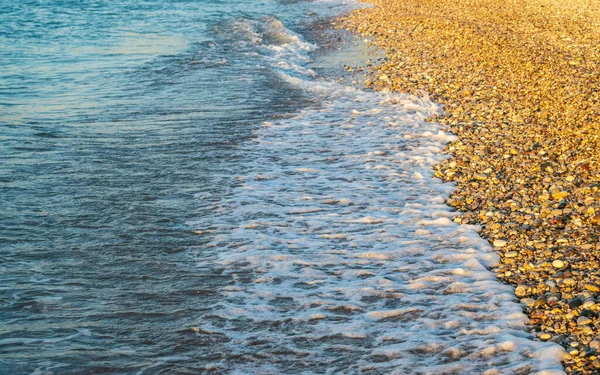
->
[520, 298, 535, 307]
[578, 316, 593, 326]
[580, 308, 596, 317]
[515, 285, 528, 297]
[549, 334, 565, 343]
[569, 296, 584, 309]
[593, 358, 600, 369]
[505, 251, 518, 258]
[493, 239, 507, 247]
[585, 283, 600, 293]
[539, 333, 552, 340]
[533, 297, 547, 308]
[552, 259, 565, 268]
[590, 340, 600, 350]
[582, 326, 594, 335]
[540, 162, 553, 172]
[552, 191, 570, 200]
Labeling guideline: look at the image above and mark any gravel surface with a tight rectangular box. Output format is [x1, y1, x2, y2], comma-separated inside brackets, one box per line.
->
[342, 0, 600, 373]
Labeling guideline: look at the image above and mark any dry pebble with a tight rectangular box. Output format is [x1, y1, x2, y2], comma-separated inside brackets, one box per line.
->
[493, 239, 508, 248]
[342, 0, 600, 373]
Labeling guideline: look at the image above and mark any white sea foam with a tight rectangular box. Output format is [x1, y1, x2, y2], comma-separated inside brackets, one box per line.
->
[189, 17, 565, 375]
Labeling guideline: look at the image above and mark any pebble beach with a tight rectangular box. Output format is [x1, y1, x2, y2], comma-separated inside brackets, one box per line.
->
[343, 0, 600, 373]
[1, 0, 595, 372]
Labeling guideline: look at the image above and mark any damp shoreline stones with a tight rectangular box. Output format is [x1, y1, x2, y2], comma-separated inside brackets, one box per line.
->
[341, 0, 600, 373]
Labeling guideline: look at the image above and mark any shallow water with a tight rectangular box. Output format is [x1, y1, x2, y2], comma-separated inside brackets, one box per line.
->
[1, 0, 565, 374]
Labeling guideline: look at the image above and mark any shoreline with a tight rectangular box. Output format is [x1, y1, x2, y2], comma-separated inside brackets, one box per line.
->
[342, 0, 600, 374]
[304, 13, 383, 88]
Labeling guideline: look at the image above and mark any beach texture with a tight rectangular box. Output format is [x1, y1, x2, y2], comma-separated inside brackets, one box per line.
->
[343, 0, 600, 373]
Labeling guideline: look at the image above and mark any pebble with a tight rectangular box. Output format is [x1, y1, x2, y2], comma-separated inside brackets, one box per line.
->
[493, 239, 507, 248]
[515, 285, 528, 297]
[552, 259, 565, 269]
[569, 297, 584, 309]
[521, 298, 535, 307]
[564, 278, 577, 286]
[585, 284, 600, 293]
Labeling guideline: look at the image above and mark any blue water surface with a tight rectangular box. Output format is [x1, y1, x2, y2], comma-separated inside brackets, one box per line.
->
[0, 1, 346, 373]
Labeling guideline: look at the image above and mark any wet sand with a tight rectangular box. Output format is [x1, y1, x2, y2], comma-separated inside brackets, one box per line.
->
[342, 0, 600, 373]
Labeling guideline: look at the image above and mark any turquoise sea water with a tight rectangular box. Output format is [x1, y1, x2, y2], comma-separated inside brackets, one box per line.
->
[1, 1, 566, 374]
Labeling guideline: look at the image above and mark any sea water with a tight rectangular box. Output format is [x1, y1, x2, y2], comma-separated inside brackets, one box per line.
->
[0, 0, 565, 374]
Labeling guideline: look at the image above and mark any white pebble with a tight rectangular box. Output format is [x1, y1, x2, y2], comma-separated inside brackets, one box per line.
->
[493, 239, 507, 247]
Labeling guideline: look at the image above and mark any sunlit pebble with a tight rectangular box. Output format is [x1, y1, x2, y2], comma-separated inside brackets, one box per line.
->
[493, 239, 507, 248]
